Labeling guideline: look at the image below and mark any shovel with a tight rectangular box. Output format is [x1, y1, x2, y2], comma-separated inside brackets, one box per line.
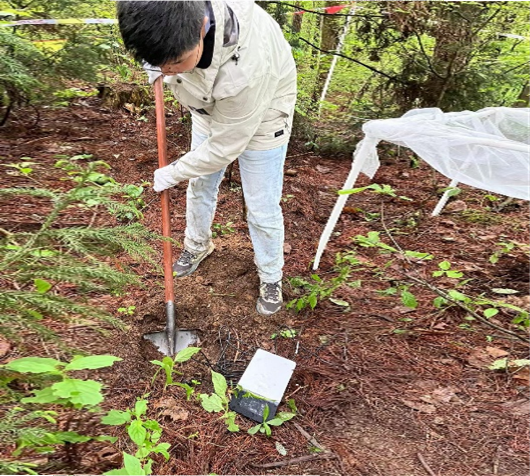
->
[143, 76, 197, 356]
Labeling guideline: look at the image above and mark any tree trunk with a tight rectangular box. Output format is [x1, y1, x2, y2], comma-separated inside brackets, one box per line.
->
[320, 1, 343, 50]
[513, 83, 530, 107]
[292, 1, 303, 33]
[423, 13, 478, 107]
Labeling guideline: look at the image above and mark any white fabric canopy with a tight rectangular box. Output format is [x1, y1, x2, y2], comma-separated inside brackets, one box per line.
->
[313, 107, 530, 269]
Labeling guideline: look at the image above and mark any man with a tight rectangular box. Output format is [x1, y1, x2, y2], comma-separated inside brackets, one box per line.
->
[117, 1, 297, 316]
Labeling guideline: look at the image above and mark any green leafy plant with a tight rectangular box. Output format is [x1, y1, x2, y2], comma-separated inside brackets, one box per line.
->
[53, 87, 97, 107]
[334, 250, 363, 267]
[489, 241, 516, 264]
[404, 250, 434, 261]
[377, 286, 398, 297]
[432, 261, 464, 279]
[378, 285, 418, 311]
[354, 232, 434, 261]
[354, 231, 398, 253]
[440, 186, 462, 198]
[488, 358, 530, 371]
[101, 399, 170, 475]
[362, 211, 381, 222]
[150, 347, 201, 393]
[199, 370, 239, 432]
[0, 4, 112, 126]
[287, 268, 349, 312]
[119, 184, 147, 221]
[271, 328, 298, 339]
[0, 29, 45, 125]
[3, 355, 122, 409]
[288, 248, 367, 312]
[431, 287, 529, 331]
[0, 355, 120, 465]
[247, 405, 296, 437]
[117, 306, 136, 316]
[212, 221, 235, 238]
[4, 407, 106, 459]
[0, 407, 59, 475]
[339, 183, 412, 201]
[286, 276, 323, 311]
[0, 460, 39, 476]
[1, 159, 37, 177]
[400, 287, 418, 309]
[349, 231, 528, 337]
[115, 63, 133, 82]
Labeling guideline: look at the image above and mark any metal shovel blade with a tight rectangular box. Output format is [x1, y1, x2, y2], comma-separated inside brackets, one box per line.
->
[144, 329, 197, 356]
[143, 301, 197, 356]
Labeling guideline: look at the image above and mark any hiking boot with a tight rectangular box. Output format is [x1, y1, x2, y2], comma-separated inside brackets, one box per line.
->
[256, 281, 283, 316]
[173, 242, 215, 278]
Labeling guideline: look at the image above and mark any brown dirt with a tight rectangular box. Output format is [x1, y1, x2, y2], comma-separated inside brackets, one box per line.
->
[1, 97, 529, 476]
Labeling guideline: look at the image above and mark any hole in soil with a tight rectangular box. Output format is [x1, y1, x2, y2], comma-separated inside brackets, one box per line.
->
[491, 260, 530, 293]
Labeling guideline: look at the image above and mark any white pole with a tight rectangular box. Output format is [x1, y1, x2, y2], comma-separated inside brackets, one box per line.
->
[319, 7, 356, 112]
[313, 137, 376, 270]
[432, 178, 459, 217]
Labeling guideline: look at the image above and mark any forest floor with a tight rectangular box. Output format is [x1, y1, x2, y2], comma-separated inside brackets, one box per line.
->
[1, 97, 529, 476]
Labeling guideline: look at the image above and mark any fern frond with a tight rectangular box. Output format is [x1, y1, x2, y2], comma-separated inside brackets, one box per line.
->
[42, 224, 161, 264]
[15, 260, 139, 293]
[0, 291, 123, 329]
[0, 409, 54, 474]
[0, 409, 51, 446]
[0, 459, 38, 475]
[0, 162, 158, 341]
[0, 314, 57, 342]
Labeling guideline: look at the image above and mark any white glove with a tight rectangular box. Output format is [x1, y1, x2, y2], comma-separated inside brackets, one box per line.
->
[153, 165, 179, 192]
[142, 61, 163, 85]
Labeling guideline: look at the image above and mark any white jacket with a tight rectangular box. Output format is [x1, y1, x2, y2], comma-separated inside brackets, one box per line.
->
[158, 0, 297, 183]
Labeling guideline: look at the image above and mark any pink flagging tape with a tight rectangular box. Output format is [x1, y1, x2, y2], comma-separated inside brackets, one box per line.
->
[292, 4, 353, 15]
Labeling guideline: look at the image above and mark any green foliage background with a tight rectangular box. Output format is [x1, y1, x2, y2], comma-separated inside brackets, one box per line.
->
[278, 1, 530, 151]
[1, 1, 528, 138]
[0, 0, 117, 118]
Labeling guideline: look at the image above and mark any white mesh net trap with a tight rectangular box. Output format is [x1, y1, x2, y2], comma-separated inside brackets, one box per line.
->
[313, 107, 530, 270]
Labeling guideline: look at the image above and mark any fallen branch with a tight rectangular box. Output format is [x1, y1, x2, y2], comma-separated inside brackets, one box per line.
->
[406, 275, 525, 342]
[22, 136, 53, 145]
[252, 451, 337, 469]
[379, 205, 526, 343]
[417, 452, 437, 476]
[493, 445, 500, 475]
[68, 137, 96, 142]
[293, 422, 326, 451]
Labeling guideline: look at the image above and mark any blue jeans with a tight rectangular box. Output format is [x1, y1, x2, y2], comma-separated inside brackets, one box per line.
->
[184, 130, 287, 283]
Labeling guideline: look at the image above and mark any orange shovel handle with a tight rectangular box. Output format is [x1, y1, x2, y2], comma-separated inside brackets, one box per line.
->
[153, 76, 175, 304]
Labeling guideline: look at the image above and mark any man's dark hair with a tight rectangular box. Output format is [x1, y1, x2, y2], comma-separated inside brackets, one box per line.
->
[117, 1, 206, 66]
